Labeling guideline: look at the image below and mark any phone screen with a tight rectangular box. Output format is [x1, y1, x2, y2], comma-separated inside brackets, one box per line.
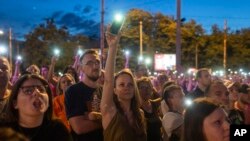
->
[110, 18, 124, 35]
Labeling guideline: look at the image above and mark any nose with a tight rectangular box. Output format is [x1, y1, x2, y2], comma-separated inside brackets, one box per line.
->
[32, 87, 41, 96]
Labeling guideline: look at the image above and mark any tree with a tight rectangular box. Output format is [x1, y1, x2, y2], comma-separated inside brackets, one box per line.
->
[22, 19, 89, 72]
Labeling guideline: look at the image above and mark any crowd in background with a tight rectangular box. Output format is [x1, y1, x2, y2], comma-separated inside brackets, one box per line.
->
[1, 29, 250, 141]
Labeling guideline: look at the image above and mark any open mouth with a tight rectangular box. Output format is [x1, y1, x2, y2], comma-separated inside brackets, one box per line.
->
[33, 99, 42, 110]
[32, 98, 47, 112]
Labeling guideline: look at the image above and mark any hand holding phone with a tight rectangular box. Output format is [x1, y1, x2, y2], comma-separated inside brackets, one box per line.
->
[110, 14, 125, 35]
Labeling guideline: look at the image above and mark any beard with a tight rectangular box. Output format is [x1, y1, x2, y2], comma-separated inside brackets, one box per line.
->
[85, 71, 100, 82]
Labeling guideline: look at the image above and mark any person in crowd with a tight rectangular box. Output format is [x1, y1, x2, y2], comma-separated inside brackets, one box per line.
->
[204, 80, 230, 109]
[101, 28, 147, 141]
[63, 65, 79, 83]
[65, 49, 103, 141]
[183, 97, 230, 141]
[25, 64, 40, 75]
[53, 73, 75, 131]
[187, 68, 211, 99]
[206, 81, 245, 125]
[0, 74, 72, 141]
[224, 80, 240, 109]
[137, 77, 162, 141]
[232, 84, 250, 124]
[160, 81, 177, 116]
[155, 73, 168, 94]
[0, 56, 12, 120]
[134, 63, 148, 79]
[0, 127, 28, 141]
[162, 85, 184, 141]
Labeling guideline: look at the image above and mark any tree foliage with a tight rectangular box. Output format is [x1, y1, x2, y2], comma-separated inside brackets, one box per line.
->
[21, 9, 250, 73]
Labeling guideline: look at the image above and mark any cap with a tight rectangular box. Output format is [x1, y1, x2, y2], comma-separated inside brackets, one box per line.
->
[239, 84, 250, 94]
[224, 80, 235, 89]
[162, 112, 183, 137]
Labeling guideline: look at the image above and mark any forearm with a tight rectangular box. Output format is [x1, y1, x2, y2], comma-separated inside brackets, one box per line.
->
[69, 116, 102, 134]
[101, 41, 117, 108]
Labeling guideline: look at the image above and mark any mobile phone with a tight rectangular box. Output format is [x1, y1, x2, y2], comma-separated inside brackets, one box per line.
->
[110, 17, 125, 35]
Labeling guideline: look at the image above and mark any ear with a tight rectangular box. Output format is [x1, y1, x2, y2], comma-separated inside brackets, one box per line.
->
[13, 100, 18, 109]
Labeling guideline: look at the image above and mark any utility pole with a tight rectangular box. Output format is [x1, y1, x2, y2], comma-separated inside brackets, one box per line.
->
[195, 44, 198, 69]
[9, 28, 12, 69]
[176, 0, 181, 73]
[139, 21, 143, 57]
[100, 0, 105, 69]
[223, 20, 227, 74]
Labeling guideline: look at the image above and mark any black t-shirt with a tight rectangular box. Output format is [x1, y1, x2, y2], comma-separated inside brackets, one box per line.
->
[65, 82, 103, 141]
[143, 102, 162, 141]
[187, 86, 205, 100]
[1, 119, 72, 141]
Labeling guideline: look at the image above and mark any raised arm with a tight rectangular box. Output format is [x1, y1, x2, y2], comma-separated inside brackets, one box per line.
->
[11, 59, 21, 84]
[101, 29, 121, 129]
[47, 56, 57, 85]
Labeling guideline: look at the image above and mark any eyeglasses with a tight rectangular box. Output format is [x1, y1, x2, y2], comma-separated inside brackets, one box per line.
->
[20, 85, 47, 95]
[83, 60, 100, 67]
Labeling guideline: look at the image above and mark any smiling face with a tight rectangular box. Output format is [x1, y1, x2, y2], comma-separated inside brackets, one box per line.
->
[114, 73, 135, 101]
[15, 78, 49, 118]
[203, 108, 230, 141]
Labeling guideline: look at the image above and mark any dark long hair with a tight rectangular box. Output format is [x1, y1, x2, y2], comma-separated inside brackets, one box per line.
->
[183, 97, 221, 141]
[6, 74, 53, 123]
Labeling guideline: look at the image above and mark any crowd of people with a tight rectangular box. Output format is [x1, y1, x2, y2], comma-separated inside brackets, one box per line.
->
[1, 28, 250, 141]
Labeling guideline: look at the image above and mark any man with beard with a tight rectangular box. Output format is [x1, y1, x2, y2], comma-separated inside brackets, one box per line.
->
[65, 49, 103, 141]
[0, 57, 11, 120]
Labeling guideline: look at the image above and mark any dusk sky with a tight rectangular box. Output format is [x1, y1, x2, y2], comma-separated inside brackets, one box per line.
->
[0, 0, 250, 39]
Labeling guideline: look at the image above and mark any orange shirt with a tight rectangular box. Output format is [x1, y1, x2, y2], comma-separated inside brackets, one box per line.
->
[53, 94, 71, 131]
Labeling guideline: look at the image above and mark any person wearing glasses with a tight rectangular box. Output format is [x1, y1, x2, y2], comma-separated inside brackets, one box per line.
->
[65, 49, 103, 141]
[0, 74, 72, 141]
